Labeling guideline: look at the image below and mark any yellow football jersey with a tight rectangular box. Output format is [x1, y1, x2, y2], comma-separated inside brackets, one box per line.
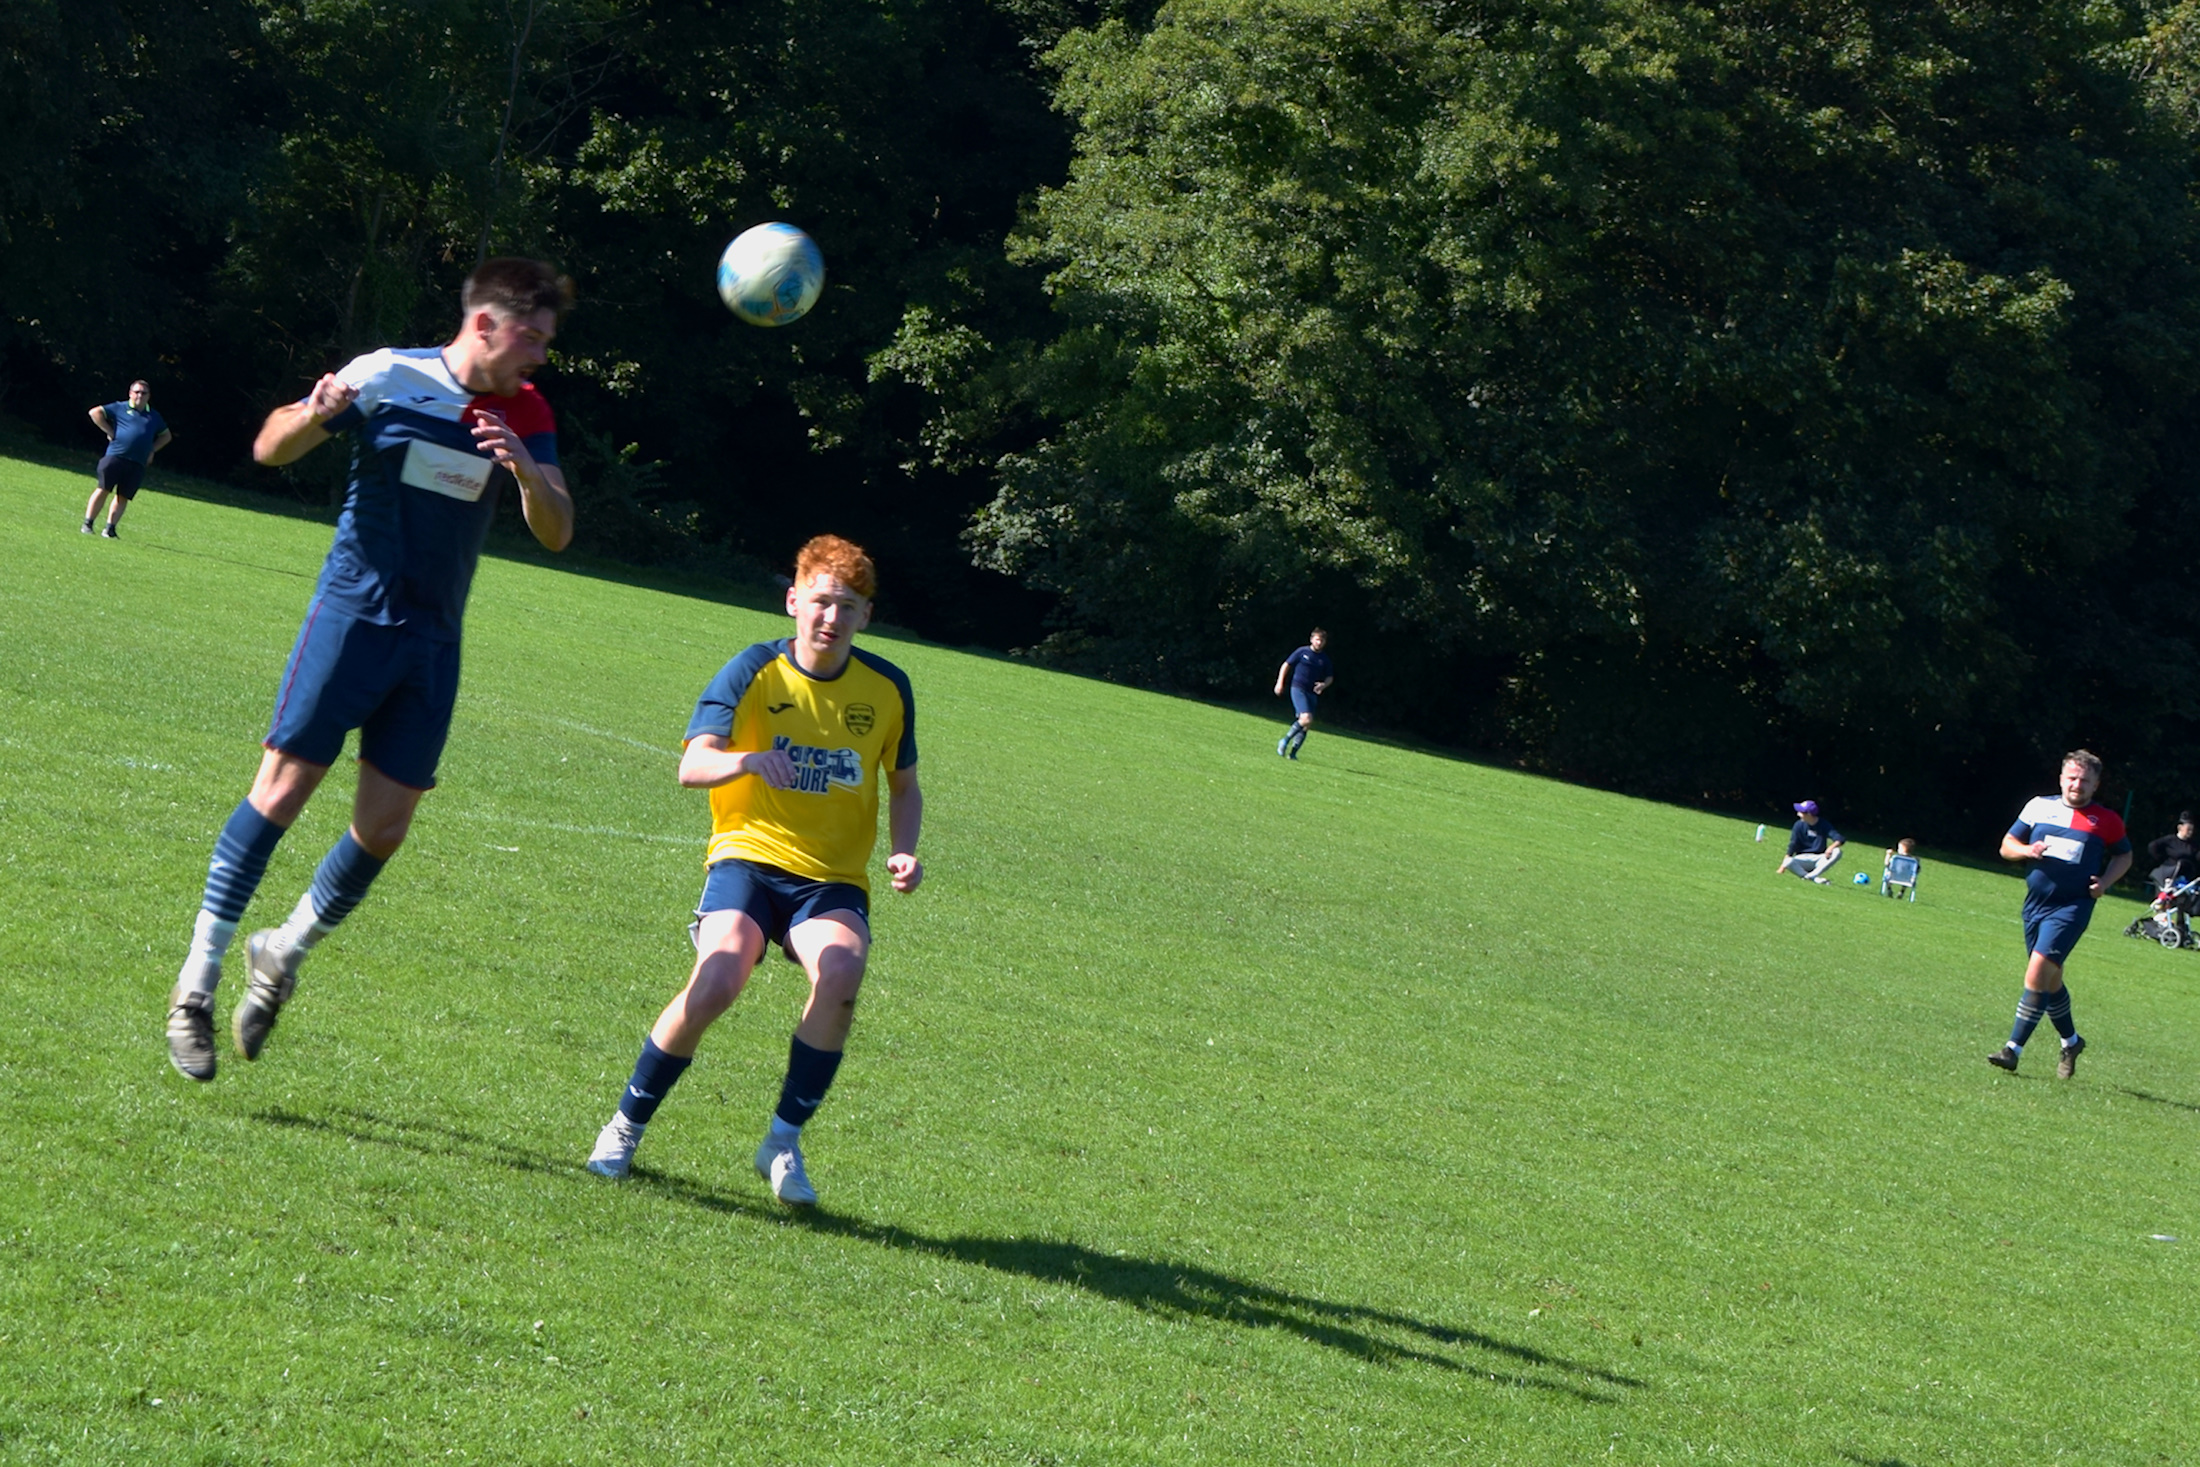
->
[684, 640, 916, 890]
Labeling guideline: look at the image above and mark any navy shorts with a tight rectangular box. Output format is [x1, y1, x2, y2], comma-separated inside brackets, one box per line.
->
[96, 456, 146, 499]
[697, 859, 868, 948]
[2024, 900, 2095, 965]
[264, 599, 462, 790]
[1290, 685, 1319, 718]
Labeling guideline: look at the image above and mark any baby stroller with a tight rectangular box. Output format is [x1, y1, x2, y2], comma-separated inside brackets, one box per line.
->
[2125, 874, 2200, 949]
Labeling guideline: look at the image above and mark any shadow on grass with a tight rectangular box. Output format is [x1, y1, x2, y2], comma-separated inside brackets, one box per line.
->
[133, 537, 320, 584]
[2114, 1086, 2200, 1115]
[254, 1105, 581, 1186]
[251, 1104, 1645, 1402]
[1838, 1454, 1917, 1467]
[640, 1172, 1643, 1401]
[794, 1211, 1647, 1402]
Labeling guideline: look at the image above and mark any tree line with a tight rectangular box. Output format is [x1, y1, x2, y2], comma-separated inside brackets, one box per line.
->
[7, 0, 2200, 842]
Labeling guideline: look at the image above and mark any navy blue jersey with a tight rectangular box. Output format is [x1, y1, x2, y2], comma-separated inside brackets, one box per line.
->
[101, 403, 168, 464]
[312, 347, 558, 642]
[1787, 818, 1842, 857]
[2010, 797, 2130, 907]
[1285, 646, 1334, 690]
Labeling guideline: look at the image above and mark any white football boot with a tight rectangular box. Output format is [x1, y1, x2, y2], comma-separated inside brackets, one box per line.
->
[753, 1136, 817, 1206]
[586, 1114, 644, 1179]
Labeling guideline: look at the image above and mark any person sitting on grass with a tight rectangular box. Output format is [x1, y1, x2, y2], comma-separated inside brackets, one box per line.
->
[1775, 800, 1844, 883]
[1882, 837, 1920, 896]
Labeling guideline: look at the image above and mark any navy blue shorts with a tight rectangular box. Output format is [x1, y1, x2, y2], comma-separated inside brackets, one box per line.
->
[264, 599, 462, 790]
[697, 859, 868, 948]
[1290, 686, 1319, 718]
[2024, 900, 2095, 965]
[96, 456, 146, 499]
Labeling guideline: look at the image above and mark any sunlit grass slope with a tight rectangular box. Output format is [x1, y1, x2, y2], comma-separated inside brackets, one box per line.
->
[1, 453, 2195, 1464]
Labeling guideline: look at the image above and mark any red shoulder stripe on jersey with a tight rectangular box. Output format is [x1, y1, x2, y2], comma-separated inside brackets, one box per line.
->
[469, 380, 555, 437]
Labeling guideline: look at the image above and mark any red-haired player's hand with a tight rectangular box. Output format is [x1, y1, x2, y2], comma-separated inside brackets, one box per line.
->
[887, 852, 923, 894]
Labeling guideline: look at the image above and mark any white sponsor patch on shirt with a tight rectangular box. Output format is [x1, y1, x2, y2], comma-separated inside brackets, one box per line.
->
[401, 439, 492, 502]
[2040, 834, 2086, 864]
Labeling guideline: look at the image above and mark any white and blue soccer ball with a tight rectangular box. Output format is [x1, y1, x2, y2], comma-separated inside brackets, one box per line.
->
[716, 223, 825, 327]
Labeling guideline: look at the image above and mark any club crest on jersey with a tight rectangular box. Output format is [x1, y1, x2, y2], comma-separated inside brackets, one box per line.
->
[843, 702, 875, 735]
[772, 735, 862, 794]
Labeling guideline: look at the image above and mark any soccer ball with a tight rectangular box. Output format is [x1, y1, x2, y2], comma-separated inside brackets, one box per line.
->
[1853, 872, 1871, 885]
[716, 223, 825, 327]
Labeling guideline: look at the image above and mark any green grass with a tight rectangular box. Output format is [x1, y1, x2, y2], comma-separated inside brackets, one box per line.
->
[2, 452, 2196, 1464]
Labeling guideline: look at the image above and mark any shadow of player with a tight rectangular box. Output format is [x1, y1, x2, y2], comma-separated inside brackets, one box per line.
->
[252, 1105, 1645, 1401]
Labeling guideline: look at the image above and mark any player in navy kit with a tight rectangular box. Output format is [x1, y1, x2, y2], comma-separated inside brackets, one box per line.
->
[1273, 628, 1334, 759]
[164, 257, 577, 1082]
[1987, 751, 2131, 1077]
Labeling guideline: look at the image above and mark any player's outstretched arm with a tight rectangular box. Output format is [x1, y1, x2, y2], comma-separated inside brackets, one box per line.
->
[678, 733, 796, 790]
[886, 765, 923, 894]
[254, 374, 355, 466]
[469, 409, 573, 552]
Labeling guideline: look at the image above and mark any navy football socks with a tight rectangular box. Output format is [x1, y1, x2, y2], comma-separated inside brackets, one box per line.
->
[617, 1037, 692, 1126]
[308, 832, 387, 928]
[2007, 988, 2047, 1051]
[2043, 986, 2076, 1043]
[202, 800, 287, 922]
[774, 1036, 844, 1129]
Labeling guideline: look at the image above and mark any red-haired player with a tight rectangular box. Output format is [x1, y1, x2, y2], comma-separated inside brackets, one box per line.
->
[587, 535, 924, 1205]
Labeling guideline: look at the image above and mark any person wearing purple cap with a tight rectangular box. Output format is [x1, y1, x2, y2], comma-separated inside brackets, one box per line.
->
[1775, 800, 1844, 883]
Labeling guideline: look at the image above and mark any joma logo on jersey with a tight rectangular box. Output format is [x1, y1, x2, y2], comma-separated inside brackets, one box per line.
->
[771, 735, 862, 794]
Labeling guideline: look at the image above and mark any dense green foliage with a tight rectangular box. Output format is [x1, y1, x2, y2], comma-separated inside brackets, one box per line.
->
[6, 451, 2200, 1462]
[906, 0, 2200, 830]
[6, 1, 2200, 835]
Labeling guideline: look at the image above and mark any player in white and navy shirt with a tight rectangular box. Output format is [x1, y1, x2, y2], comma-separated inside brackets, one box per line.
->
[164, 258, 577, 1083]
[1987, 750, 2132, 1077]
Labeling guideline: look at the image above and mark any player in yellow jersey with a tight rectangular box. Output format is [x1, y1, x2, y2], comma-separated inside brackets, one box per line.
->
[586, 535, 922, 1203]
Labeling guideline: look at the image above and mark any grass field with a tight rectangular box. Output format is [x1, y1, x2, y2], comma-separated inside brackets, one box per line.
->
[2, 449, 2196, 1465]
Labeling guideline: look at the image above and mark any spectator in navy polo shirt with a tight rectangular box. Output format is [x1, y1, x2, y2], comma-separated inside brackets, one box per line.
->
[1775, 800, 1844, 883]
[84, 380, 172, 538]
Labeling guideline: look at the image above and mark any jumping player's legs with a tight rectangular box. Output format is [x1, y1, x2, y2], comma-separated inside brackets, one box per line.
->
[170, 611, 447, 1079]
[175, 747, 328, 999]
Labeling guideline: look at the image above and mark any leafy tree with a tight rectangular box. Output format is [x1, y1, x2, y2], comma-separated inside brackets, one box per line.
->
[911, 0, 2200, 824]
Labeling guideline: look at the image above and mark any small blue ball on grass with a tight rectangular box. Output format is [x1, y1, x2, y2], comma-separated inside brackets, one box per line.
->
[1854, 872, 1871, 885]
